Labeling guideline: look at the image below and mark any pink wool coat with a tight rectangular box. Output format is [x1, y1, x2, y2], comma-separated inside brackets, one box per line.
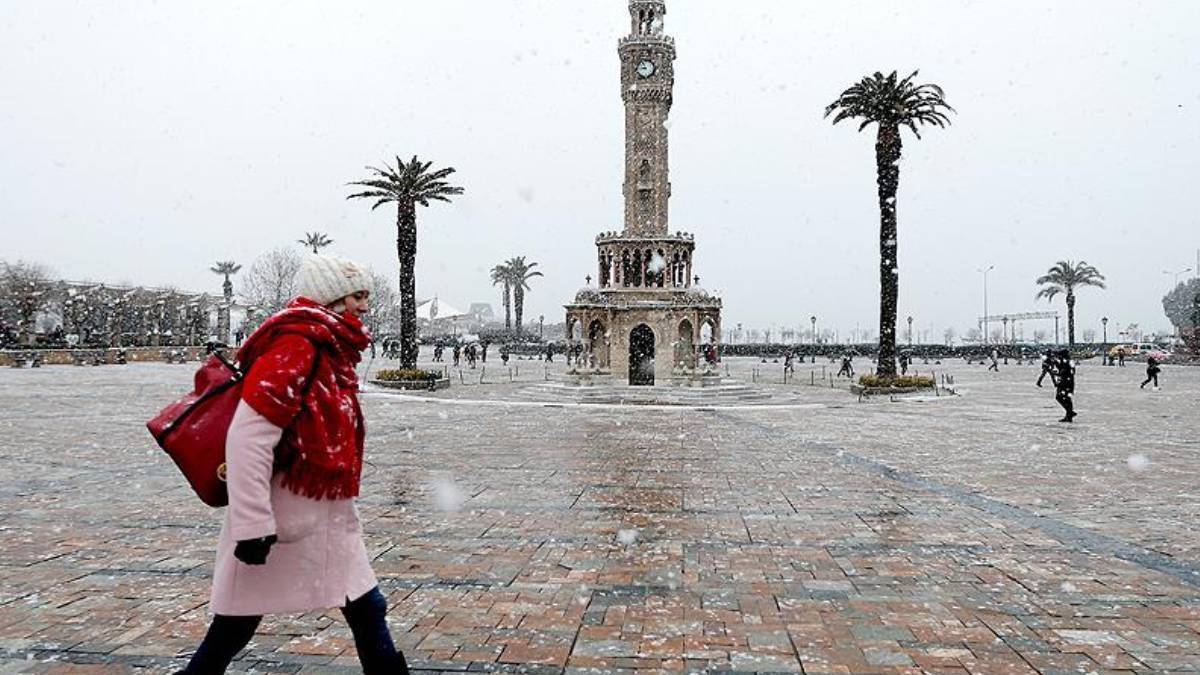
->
[209, 401, 377, 616]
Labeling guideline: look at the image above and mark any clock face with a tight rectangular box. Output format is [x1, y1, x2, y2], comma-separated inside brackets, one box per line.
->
[636, 60, 656, 78]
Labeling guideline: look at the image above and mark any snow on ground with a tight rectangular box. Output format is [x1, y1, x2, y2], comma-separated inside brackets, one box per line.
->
[0, 357, 1197, 671]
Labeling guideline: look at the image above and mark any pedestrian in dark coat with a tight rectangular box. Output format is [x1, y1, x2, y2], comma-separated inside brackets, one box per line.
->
[177, 254, 408, 674]
[1036, 351, 1056, 388]
[837, 354, 854, 378]
[1052, 348, 1076, 423]
[1141, 355, 1161, 390]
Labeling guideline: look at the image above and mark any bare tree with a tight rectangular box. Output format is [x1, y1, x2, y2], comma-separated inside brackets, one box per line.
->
[363, 269, 400, 338]
[0, 260, 56, 346]
[243, 247, 303, 320]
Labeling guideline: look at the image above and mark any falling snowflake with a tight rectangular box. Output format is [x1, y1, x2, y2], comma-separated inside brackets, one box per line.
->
[430, 475, 465, 512]
[1127, 454, 1149, 472]
[647, 253, 666, 274]
[616, 528, 639, 545]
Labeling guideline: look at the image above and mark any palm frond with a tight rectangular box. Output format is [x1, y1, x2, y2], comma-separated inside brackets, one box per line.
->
[348, 155, 464, 212]
[826, 70, 954, 137]
[1035, 260, 1107, 298]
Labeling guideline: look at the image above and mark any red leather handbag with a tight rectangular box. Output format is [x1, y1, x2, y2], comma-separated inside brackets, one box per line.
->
[146, 351, 247, 507]
[147, 348, 320, 507]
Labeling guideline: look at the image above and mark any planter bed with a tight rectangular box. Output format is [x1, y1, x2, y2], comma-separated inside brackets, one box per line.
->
[371, 378, 450, 391]
[851, 384, 938, 397]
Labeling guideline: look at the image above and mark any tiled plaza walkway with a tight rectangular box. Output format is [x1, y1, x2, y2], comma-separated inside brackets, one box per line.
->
[0, 359, 1197, 673]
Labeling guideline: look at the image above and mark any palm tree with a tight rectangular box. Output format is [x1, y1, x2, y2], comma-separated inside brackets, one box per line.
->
[491, 263, 512, 330]
[825, 70, 953, 378]
[347, 155, 463, 368]
[210, 261, 242, 301]
[298, 231, 334, 254]
[1035, 261, 1106, 346]
[505, 256, 543, 334]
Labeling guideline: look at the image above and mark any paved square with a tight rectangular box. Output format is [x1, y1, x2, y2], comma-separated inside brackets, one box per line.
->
[1, 358, 1198, 673]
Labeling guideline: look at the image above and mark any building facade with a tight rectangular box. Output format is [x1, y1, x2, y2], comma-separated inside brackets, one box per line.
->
[565, 0, 721, 385]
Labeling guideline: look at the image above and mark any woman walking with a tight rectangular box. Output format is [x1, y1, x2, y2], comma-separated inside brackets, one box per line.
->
[176, 254, 407, 674]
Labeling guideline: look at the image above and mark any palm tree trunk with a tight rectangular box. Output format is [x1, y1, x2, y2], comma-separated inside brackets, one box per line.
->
[397, 200, 419, 368]
[503, 284, 512, 330]
[514, 286, 525, 333]
[875, 124, 902, 378]
[1066, 292, 1076, 347]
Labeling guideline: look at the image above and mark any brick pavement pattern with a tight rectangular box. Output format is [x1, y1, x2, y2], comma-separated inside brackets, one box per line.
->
[0, 358, 1198, 673]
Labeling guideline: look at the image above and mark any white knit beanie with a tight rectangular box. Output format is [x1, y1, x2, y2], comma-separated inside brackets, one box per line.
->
[295, 254, 371, 306]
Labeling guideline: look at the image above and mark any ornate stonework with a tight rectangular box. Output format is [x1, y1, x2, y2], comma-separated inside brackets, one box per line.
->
[565, 0, 722, 385]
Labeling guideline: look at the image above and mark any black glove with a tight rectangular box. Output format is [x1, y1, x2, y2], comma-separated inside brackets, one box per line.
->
[234, 534, 277, 565]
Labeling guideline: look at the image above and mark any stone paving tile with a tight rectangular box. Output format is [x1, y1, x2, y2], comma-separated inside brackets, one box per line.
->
[0, 360, 1198, 672]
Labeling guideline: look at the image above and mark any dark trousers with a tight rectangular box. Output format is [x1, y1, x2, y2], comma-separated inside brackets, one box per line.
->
[1142, 371, 1159, 388]
[181, 586, 406, 675]
[1055, 388, 1075, 420]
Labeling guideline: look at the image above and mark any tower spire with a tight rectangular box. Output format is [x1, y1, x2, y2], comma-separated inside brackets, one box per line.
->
[629, 0, 666, 37]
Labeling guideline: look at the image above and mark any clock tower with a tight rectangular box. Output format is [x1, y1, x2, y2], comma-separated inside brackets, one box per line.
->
[620, 0, 675, 237]
[564, 0, 722, 386]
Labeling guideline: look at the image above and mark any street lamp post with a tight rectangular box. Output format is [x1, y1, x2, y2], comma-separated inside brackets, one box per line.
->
[810, 316, 817, 345]
[1002, 316, 1009, 345]
[538, 314, 545, 340]
[1164, 267, 1193, 288]
[1101, 316, 1109, 364]
[977, 265, 994, 346]
[906, 315, 913, 345]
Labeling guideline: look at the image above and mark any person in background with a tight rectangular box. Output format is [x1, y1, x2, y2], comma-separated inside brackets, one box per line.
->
[1141, 355, 1162, 390]
[1036, 350, 1057, 388]
[1052, 348, 1077, 423]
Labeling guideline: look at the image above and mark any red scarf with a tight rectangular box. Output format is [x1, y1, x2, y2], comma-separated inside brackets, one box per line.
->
[237, 297, 371, 499]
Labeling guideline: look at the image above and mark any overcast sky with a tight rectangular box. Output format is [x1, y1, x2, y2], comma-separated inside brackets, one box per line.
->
[3, 1, 1198, 340]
